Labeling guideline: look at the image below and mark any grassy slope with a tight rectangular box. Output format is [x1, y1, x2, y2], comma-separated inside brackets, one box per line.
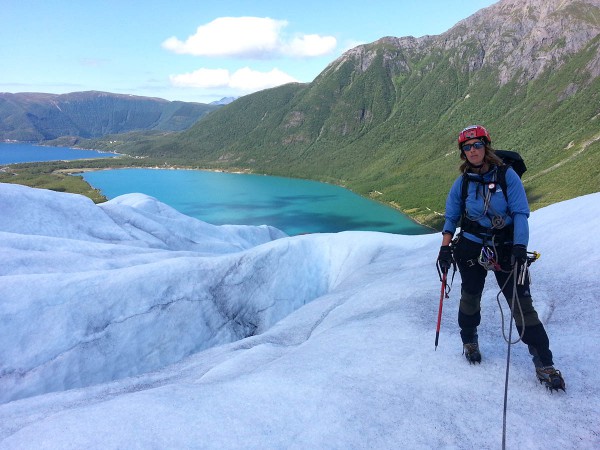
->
[137, 35, 597, 229]
[3, 31, 598, 230]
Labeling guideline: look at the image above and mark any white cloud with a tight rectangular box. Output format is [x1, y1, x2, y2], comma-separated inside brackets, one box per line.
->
[162, 17, 337, 58]
[284, 34, 338, 57]
[169, 67, 299, 93]
[169, 68, 231, 88]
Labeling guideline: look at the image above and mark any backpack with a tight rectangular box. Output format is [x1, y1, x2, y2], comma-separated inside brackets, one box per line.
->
[460, 149, 527, 206]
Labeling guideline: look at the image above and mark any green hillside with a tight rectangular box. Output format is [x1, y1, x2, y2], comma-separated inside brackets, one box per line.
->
[0, 91, 218, 141]
[4, 0, 599, 230]
[115, 1, 600, 228]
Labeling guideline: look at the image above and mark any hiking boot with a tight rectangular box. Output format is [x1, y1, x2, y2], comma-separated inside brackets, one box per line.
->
[463, 342, 481, 364]
[536, 366, 566, 392]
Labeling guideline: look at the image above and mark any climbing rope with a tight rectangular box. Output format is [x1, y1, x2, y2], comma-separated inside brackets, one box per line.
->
[501, 263, 520, 450]
[499, 250, 539, 450]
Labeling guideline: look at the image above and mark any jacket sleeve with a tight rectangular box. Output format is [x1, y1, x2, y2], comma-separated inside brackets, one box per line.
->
[505, 167, 530, 246]
[442, 176, 464, 236]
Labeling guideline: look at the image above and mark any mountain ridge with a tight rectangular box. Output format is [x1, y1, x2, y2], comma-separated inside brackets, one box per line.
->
[0, 90, 219, 142]
[119, 0, 597, 227]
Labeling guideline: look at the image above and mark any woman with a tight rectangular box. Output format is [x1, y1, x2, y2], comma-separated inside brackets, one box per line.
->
[436, 124, 565, 391]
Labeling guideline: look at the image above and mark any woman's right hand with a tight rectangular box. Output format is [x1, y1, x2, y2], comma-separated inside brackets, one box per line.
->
[437, 245, 454, 273]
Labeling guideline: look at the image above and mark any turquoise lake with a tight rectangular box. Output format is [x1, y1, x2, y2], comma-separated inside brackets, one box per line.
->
[83, 169, 432, 236]
[0, 142, 117, 164]
[0, 142, 431, 236]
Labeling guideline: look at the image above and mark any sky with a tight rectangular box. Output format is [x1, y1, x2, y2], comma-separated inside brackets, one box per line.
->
[1, 0, 497, 103]
[0, 183, 598, 448]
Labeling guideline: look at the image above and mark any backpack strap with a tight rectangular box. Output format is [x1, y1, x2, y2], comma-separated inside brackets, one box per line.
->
[461, 166, 509, 207]
[460, 173, 469, 212]
[459, 166, 513, 239]
[459, 174, 469, 231]
[496, 165, 509, 203]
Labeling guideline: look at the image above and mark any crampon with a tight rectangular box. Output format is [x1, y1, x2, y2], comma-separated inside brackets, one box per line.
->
[463, 343, 481, 364]
[536, 366, 566, 392]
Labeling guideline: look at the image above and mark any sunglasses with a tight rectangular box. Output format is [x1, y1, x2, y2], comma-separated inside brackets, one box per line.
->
[462, 141, 485, 151]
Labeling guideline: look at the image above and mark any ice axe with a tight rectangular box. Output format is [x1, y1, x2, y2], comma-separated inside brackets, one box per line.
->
[435, 269, 448, 350]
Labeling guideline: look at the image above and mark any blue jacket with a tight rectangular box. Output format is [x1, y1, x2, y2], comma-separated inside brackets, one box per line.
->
[442, 166, 530, 246]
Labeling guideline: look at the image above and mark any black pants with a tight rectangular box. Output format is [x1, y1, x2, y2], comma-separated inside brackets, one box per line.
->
[452, 235, 554, 367]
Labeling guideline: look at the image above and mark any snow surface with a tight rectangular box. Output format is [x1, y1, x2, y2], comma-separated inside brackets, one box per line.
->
[0, 183, 598, 449]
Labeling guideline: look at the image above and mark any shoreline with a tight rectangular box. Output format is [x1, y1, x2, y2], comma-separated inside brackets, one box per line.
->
[2, 143, 437, 231]
[60, 163, 436, 232]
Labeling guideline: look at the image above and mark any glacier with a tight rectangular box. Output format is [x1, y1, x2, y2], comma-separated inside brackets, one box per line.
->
[0, 183, 598, 449]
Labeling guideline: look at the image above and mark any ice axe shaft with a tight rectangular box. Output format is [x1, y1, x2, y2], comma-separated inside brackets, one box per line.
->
[434, 270, 447, 350]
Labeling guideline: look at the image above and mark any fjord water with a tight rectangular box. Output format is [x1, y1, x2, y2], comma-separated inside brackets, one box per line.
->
[0, 142, 116, 164]
[83, 168, 431, 236]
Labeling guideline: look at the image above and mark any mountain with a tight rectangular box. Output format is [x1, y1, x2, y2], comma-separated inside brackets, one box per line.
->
[0, 184, 598, 447]
[122, 0, 600, 228]
[0, 91, 219, 141]
[209, 96, 239, 105]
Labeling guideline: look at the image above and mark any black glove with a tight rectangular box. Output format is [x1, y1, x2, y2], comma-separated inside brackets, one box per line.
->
[511, 244, 528, 266]
[437, 245, 453, 274]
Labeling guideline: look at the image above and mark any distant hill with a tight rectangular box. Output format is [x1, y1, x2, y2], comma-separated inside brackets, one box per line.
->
[119, 0, 599, 227]
[0, 91, 219, 141]
[210, 97, 238, 105]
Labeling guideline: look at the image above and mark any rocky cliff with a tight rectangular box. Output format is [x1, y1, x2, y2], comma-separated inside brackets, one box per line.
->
[327, 0, 599, 90]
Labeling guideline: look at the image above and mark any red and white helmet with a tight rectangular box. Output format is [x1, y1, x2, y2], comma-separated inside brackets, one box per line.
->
[458, 125, 491, 149]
